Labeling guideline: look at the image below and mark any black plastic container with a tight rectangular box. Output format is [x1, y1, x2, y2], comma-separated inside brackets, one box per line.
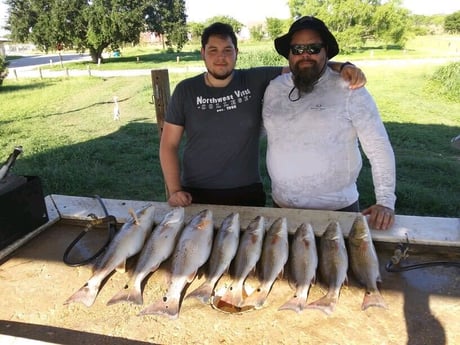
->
[0, 175, 49, 250]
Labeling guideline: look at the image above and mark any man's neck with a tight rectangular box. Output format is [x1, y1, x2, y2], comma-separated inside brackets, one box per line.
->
[205, 71, 234, 88]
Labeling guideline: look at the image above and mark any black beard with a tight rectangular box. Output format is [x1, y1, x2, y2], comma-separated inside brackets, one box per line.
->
[292, 61, 321, 94]
[208, 70, 233, 80]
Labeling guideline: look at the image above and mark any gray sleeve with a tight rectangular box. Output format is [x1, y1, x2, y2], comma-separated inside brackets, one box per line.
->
[348, 89, 397, 209]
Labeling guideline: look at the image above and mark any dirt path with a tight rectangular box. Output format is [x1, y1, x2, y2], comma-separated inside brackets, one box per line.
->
[6, 57, 459, 80]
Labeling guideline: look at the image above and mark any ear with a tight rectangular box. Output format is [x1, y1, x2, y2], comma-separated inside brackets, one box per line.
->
[201, 47, 205, 60]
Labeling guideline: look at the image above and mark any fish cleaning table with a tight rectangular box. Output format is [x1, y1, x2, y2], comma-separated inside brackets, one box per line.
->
[0, 194, 459, 345]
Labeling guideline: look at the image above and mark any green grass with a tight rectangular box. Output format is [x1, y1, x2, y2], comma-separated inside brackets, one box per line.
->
[1, 37, 459, 218]
[14, 34, 459, 72]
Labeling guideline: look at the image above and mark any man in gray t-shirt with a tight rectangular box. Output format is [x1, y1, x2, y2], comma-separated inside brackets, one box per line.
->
[159, 22, 366, 207]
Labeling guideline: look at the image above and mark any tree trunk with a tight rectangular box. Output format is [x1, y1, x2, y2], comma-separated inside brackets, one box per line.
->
[88, 46, 106, 64]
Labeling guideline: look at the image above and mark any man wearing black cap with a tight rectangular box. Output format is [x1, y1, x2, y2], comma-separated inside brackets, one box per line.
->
[263, 16, 396, 230]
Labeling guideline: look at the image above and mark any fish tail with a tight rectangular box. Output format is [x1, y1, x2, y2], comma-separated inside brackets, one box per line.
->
[362, 290, 387, 310]
[106, 285, 143, 306]
[240, 287, 269, 309]
[305, 294, 337, 315]
[218, 283, 245, 307]
[278, 296, 307, 313]
[185, 282, 214, 304]
[138, 297, 180, 320]
[64, 284, 99, 307]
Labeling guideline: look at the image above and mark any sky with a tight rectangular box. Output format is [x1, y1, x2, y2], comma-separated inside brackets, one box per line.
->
[185, 0, 460, 24]
[1, 0, 460, 37]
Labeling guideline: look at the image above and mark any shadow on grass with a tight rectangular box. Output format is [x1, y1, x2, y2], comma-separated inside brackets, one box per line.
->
[0, 80, 57, 92]
[357, 121, 460, 217]
[104, 50, 202, 65]
[46, 96, 132, 117]
[0, 96, 132, 125]
[14, 121, 166, 203]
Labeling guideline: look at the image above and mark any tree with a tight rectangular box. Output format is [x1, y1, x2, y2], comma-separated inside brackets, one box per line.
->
[445, 11, 460, 34]
[411, 14, 446, 35]
[6, 0, 188, 63]
[144, 0, 188, 51]
[204, 16, 243, 34]
[287, 0, 411, 51]
[0, 55, 8, 86]
[249, 24, 264, 41]
[372, 0, 410, 47]
[85, 0, 146, 62]
[188, 22, 205, 42]
[266, 17, 286, 40]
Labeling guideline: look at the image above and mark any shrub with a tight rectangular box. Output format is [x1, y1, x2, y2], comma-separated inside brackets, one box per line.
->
[0, 55, 8, 86]
[427, 62, 460, 101]
[237, 50, 284, 68]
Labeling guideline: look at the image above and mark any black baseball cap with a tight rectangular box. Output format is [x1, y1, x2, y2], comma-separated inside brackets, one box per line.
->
[274, 16, 339, 59]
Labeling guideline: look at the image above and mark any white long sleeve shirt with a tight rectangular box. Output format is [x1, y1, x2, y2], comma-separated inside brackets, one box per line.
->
[262, 67, 396, 211]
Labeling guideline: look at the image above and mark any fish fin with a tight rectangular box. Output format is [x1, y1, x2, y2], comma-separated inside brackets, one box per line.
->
[64, 284, 99, 307]
[187, 271, 198, 284]
[287, 279, 296, 291]
[278, 296, 307, 313]
[115, 260, 127, 273]
[277, 268, 284, 280]
[138, 296, 180, 320]
[107, 284, 143, 306]
[185, 282, 214, 304]
[129, 208, 140, 225]
[312, 275, 317, 285]
[362, 290, 387, 310]
[305, 294, 337, 315]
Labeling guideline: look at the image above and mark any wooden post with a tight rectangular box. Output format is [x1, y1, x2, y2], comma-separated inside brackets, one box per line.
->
[150, 69, 171, 136]
[150, 69, 171, 199]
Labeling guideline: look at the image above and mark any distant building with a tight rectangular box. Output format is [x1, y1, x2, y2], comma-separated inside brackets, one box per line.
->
[140, 31, 162, 44]
[0, 38, 10, 56]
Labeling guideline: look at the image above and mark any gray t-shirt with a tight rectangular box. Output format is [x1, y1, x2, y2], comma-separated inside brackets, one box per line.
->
[166, 67, 281, 189]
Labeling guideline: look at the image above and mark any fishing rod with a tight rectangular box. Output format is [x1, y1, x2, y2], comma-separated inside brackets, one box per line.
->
[63, 195, 117, 267]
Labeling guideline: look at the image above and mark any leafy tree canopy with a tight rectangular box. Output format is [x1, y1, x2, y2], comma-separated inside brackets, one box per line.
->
[6, 0, 188, 63]
[444, 11, 460, 34]
[204, 16, 244, 34]
[287, 0, 411, 52]
[265, 17, 288, 40]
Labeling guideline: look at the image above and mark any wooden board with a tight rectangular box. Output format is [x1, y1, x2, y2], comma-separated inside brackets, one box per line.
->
[50, 194, 460, 247]
[1, 195, 459, 345]
[1, 220, 459, 345]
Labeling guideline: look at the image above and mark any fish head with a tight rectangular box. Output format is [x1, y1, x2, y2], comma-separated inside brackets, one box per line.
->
[295, 222, 315, 243]
[220, 212, 240, 233]
[162, 207, 185, 225]
[128, 204, 155, 225]
[322, 221, 342, 241]
[191, 209, 213, 231]
[246, 215, 265, 234]
[349, 215, 371, 245]
[268, 217, 288, 237]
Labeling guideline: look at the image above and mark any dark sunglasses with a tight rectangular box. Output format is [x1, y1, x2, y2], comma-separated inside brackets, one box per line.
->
[290, 43, 324, 55]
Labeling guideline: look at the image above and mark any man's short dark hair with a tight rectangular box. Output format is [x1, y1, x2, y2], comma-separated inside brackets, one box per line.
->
[201, 22, 238, 50]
